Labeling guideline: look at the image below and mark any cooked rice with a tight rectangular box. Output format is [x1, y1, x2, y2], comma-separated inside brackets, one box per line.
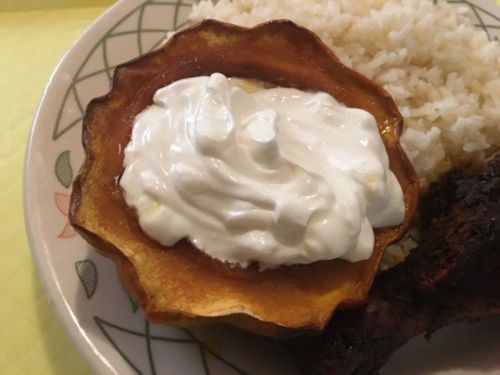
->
[191, 0, 500, 189]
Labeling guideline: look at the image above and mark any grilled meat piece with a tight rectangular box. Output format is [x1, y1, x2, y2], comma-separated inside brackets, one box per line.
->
[289, 156, 500, 375]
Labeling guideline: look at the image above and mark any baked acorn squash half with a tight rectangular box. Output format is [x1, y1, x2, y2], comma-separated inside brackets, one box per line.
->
[70, 19, 419, 337]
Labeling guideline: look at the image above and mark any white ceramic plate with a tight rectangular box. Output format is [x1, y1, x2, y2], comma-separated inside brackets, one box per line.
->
[24, 0, 500, 374]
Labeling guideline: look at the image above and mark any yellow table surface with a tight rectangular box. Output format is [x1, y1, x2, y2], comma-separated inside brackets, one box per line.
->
[0, 2, 113, 374]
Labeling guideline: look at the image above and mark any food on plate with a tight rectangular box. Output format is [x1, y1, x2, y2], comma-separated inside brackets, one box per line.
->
[288, 155, 500, 374]
[189, 0, 500, 371]
[69, 19, 418, 336]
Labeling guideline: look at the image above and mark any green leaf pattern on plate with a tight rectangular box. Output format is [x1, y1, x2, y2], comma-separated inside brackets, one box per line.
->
[75, 259, 98, 299]
[55, 150, 73, 188]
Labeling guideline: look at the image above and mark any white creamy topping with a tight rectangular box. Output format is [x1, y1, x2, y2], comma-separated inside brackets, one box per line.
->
[120, 73, 405, 268]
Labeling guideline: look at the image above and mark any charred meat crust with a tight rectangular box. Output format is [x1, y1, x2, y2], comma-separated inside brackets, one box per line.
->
[289, 156, 500, 374]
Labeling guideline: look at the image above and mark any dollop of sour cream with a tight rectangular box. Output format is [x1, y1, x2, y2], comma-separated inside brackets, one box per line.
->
[120, 73, 404, 268]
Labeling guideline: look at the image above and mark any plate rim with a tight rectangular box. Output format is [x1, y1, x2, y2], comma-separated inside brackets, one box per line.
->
[22, 0, 500, 374]
[23, 1, 139, 373]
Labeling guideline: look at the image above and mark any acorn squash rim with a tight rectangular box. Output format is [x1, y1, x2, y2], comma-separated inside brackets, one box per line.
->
[69, 19, 419, 337]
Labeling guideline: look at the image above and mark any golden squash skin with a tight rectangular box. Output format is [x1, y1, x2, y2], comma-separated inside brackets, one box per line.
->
[69, 20, 419, 337]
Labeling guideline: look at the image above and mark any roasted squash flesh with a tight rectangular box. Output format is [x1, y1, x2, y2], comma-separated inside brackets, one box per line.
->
[70, 20, 419, 337]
